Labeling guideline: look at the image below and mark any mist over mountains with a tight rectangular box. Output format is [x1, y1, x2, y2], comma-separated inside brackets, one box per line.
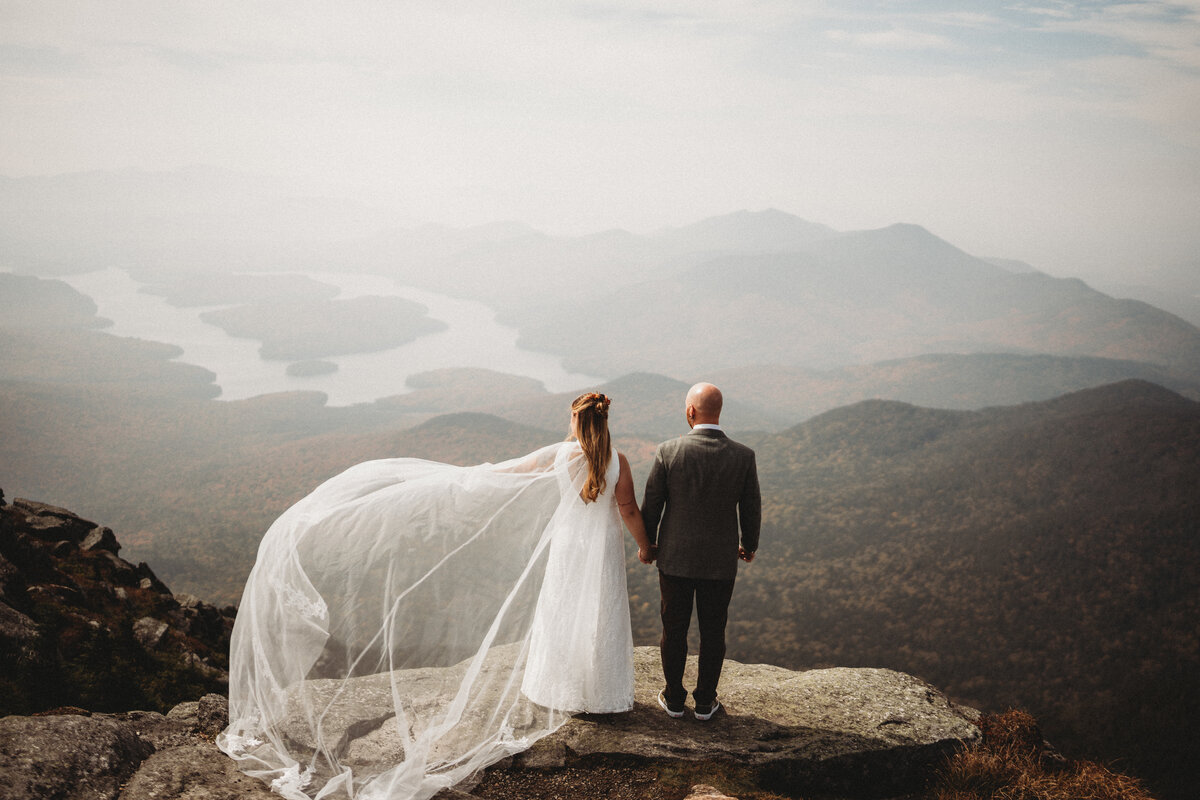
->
[3, 166, 1199, 412]
[3, 166, 1199, 796]
[514, 223, 1200, 377]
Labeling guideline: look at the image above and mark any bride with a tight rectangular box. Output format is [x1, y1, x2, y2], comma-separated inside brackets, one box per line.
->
[218, 392, 653, 800]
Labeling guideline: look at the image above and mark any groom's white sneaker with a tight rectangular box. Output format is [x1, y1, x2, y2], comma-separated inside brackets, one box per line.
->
[658, 689, 685, 718]
[693, 698, 721, 721]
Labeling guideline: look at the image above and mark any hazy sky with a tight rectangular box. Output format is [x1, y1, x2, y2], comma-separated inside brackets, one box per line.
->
[2, 1, 1199, 283]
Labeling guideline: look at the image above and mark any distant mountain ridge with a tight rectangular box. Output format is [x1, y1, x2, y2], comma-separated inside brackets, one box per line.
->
[709, 352, 1200, 423]
[651, 207, 839, 253]
[511, 222, 1200, 378]
[6, 167, 1199, 399]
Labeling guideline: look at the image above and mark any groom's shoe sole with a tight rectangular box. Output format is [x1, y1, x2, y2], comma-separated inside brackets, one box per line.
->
[658, 690, 685, 718]
[694, 698, 721, 721]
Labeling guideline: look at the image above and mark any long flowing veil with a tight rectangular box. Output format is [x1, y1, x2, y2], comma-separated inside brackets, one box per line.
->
[218, 441, 592, 800]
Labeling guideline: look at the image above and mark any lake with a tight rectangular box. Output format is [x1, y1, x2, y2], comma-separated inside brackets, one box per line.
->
[58, 269, 599, 405]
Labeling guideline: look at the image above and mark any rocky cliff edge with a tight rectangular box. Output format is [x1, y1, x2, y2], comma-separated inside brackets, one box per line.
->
[0, 646, 979, 800]
[0, 491, 979, 798]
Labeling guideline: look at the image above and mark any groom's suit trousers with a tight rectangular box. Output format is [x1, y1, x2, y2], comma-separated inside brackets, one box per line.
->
[659, 570, 736, 707]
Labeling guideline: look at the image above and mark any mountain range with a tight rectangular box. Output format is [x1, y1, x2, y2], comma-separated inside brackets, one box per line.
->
[511, 222, 1200, 378]
[2, 360, 1194, 796]
[4, 167, 1200, 797]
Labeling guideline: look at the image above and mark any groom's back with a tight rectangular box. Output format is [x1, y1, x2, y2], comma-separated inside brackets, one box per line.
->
[643, 430, 760, 581]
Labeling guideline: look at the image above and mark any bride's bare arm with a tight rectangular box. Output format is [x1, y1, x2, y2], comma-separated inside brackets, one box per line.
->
[615, 453, 655, 564]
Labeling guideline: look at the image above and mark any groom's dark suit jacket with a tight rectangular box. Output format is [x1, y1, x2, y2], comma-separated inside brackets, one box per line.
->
[642, 428, 761, 582]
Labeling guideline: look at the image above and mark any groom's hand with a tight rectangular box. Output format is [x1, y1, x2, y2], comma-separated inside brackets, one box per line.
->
[638, 545, 657, 565]
[739, 547, 756, 563]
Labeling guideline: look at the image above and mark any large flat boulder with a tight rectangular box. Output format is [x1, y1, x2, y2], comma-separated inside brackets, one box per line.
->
[0, 647, 978, 799]
[521, 647, 980, 797]
[290, 645, 979, 798]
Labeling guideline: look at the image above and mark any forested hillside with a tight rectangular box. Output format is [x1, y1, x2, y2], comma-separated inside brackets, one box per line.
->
[647, 380, 1196, 798]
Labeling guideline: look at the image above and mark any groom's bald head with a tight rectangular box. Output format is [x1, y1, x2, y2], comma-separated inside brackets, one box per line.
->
[686, 382, 723, 427]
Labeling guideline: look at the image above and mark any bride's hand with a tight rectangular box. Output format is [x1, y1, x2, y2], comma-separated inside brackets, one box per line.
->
[638, 546, 656, 565]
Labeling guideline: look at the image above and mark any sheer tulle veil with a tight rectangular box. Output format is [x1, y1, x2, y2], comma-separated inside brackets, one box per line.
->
[217, 440, 614, 799]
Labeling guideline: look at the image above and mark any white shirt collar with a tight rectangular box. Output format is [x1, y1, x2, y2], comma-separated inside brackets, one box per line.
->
[692, 423, 722, 431]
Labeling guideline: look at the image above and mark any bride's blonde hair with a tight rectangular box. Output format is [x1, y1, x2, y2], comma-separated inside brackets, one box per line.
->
[571, 392, 612, 503]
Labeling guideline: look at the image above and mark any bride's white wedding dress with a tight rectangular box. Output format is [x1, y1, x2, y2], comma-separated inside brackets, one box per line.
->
[522, 445, 633, 713]
[218, 441, 634, 800]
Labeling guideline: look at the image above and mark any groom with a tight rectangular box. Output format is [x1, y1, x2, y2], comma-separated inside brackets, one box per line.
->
[641, 382, 761, 721]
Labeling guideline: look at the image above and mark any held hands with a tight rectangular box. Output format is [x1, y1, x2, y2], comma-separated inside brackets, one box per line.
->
[738, 547, 756, 563]
[638, 545, 658, 565]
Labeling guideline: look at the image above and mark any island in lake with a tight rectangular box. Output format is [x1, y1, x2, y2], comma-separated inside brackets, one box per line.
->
[201, 295, 448, 360]
[286, 360, 339, 377]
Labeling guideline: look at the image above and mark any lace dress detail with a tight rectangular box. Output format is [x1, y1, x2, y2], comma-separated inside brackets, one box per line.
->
[268, 577, 328, 621]
[521, 446, 635, 713]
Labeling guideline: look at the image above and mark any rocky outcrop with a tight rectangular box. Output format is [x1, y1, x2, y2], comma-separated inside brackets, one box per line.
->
[0, 694, 251, 800]
[509, 649, 981, 797]
[0, 495, 235, 716]
[0, 492, 981, 798]
[297, 646, 979, 799]
[0, 653, 978, 800]
[0, 713, 154, 800]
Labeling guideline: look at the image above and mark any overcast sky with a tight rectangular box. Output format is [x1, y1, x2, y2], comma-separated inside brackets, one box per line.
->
[2, 1, 1198, 284]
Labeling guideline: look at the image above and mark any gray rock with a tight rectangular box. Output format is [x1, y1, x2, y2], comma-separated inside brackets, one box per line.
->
[120, 742, 278, 800]
[515, 736, 567, 769]
[0, 647, 979, 800]
[166, 700, 200, 728]
[0, 713, 154, 800]
[430, 790, 478, 800]
[0, 549, 18, 592]
[276, 645, 977, 798]
[11, 499, 102, 547]
[135, 562, 171, 595]
[532, 647, 980, 798]
[95, 550, 139, 586]
[197, 694, 229, 736]
[278, 658, 469, 757]
[80, 526, 120, 555]
[341, 715, 407, 767]
[110, 710, 197, 752]
[685, 786, 739, 800]
[180, 650, 228, 682]
[161, 698, 234, 740]
[0, 600, 39, 659]
[28, 581, 85, 606]
[134, 616, 169, 650]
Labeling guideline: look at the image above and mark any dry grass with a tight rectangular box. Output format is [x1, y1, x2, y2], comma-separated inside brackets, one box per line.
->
[473, 758, 794, 800]
[931, 710, 1156, 800]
